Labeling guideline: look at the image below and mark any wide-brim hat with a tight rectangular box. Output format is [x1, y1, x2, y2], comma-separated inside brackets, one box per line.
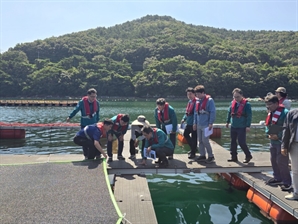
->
[275, 87, 286, 93]
[131, 115, 150, 126]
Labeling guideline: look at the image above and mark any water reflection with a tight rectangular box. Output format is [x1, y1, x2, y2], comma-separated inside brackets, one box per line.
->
[148, 173, 272, 224]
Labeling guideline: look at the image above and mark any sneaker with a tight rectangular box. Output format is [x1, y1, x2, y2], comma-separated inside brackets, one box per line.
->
[196, 156, 206, 161]
[227, 157, 238, 162]
[129, 155, 136, 160]
[243, 156, 252, 163]
[280, 184, 293, 191]
[117, 155, 125, 160]
[285, 193, 298, 200]
[188, 154, 196, 159]
[206, 157, 215, 164]
[266, 178, 282, 186]
[108, 157, 113, 162]
[168, 155, 173, 160]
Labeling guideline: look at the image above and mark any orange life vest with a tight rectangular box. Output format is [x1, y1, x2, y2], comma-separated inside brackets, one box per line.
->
[112, 114, 127, 132]
[186, 98, 196, 116]
[157, 103, 170, 123]
[265, 105, 284, 126]
[82, 96, 98, 117]
[97, 122, 106, 138]
[195, 95, 210, 113]
[231, 98, 247, 118]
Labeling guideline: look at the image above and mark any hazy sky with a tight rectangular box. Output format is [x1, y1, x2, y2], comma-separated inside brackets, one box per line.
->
[1, 0, 297, 52]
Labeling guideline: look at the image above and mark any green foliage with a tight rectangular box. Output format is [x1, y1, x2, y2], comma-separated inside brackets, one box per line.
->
[1, 15, 298, 98]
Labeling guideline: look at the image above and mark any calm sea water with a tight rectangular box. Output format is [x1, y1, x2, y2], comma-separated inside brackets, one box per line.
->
[1, 100, 297, 224]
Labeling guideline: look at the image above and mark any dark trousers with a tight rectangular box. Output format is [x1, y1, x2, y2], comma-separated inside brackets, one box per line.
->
[129, 139, 145, 156]
[230, 127, 251, 158]
[270, 144, 291, 185]
[107, 135, 124, 157]
[183, 125, 197, 154]
[155, 147, 173, 162]
[73, 136, 100, 159]
[162, 128, 176, 149]
[80, 126, 88, 157]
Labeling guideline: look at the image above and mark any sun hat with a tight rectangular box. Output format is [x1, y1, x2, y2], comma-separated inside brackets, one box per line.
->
[275, 87, 286, 93]
[131, 115, 150, 126]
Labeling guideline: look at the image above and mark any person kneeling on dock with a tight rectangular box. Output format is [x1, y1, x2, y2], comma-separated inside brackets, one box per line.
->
[130, 115, 150, 162]
[141, 125, 174, 168]
[107, 114, 130, 162]
[73, 119, 113, 160]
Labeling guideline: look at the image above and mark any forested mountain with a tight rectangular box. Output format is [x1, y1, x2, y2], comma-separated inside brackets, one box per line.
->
[1, 15, 298, 98]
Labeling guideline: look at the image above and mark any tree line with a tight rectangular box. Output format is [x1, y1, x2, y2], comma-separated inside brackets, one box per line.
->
[1, 15, 297, 98]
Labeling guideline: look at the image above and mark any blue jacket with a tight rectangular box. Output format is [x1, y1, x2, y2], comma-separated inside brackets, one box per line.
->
[282, 109, 298, 151]
[265, 107, 288, 145]
[69, 99, 100, 127]
[226, 101, 252, 128]
[76, 124, 101, 141]
[144, 128, 174, 150]
[193, 96, 216, 127]
[154, 104, 178, 132]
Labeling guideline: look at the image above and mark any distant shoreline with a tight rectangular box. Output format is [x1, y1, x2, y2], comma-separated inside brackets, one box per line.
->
[0, 96, 296, 102]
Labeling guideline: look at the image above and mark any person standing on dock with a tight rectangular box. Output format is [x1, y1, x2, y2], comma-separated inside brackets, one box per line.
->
[141, 125, 174, 168]
[154, 98, 177, 159]
[281, 108, 298, 200]
[275, 87, 291, 110]
[73, 119, 113, 160]
[66, 88, 100, 159]
[193, 85, 216, 163]
[66, 88, 100, 128]
[226, 88, 253, 163]
[264, 94, 292, 191]
[129, 115, 150, 165]
[107, 114, 130, 162]
[181, 87, 198, 159]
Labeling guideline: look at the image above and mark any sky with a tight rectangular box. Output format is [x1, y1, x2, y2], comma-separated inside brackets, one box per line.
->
[0, 0, 297, 53]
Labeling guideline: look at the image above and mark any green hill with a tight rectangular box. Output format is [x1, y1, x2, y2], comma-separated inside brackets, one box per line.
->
[1, 15, 297, 98]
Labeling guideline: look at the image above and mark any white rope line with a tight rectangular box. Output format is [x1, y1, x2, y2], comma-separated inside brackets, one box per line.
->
[121, 213, 133, 224]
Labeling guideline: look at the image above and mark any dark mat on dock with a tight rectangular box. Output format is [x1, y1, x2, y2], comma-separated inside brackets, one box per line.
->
[0, 161, 119, 224]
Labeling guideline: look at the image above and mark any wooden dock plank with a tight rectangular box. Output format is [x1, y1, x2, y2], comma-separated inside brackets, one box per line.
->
[106, 134, 272, 174]
[114, 175, 158, 224]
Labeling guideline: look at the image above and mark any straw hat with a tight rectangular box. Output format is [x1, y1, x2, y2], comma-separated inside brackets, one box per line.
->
[131, 115, 150, 126]
[275, 87, 286, 93]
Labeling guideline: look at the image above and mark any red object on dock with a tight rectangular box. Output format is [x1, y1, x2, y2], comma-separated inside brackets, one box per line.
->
[247, 187, 297, 224]
[177, 133, 188, 144]
[210, 128, 221, 138]
[0, 121, 80, 128]
[0, 129, 25, 139]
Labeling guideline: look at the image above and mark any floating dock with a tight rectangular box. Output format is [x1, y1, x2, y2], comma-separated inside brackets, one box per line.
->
[0, 132, 297, 223]
[0, 161, 120, 224]
[0, 99, 78, 107]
